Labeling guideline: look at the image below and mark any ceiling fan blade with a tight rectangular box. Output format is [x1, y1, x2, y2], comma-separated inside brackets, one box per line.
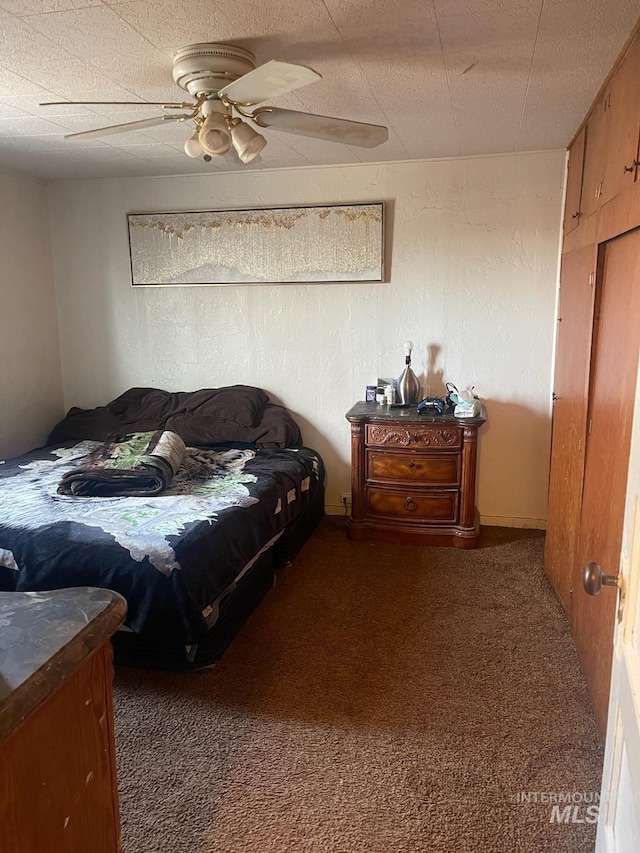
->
[41, 100, 195, 109]
[218, 60, 321, 106]
[65, 114, 192, 140]
[252, 108, 388, 148]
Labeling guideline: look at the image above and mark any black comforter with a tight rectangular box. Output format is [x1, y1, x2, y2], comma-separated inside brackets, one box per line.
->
[47, 385, 302, 448]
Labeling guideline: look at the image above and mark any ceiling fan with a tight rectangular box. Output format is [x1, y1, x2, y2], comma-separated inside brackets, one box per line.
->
[40, 42, 389, 164]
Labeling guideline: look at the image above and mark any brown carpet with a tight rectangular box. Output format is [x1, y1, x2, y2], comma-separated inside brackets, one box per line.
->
[113, 518, 603, 853]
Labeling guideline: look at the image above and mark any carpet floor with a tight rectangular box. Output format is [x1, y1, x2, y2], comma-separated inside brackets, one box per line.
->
[113, 518, 603, 853]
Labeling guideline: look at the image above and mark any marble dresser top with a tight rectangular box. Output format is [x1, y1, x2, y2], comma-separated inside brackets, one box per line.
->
[0, 587, 127, 741]
[345, 400, 486, 426]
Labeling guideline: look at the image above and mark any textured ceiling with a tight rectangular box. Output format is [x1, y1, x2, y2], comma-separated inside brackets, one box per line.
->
[0, 0, 637, 180]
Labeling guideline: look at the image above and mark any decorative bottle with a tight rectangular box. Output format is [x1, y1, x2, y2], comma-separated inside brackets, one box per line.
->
[396, 340, 420, 405]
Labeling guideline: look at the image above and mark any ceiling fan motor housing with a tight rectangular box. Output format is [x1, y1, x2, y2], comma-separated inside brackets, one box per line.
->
[172, 43, 256, 96]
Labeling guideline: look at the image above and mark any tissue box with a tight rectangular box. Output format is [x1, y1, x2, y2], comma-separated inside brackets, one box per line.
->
[454, 399, 481, 418]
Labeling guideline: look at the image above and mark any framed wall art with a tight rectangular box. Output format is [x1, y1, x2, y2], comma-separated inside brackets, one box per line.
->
[127, 202, 384, 286]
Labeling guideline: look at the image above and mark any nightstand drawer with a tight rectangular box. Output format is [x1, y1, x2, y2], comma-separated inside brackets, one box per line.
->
[367, 450, 460, 486]
[367, 488, 459, 522]
[366, 423, 461, 449]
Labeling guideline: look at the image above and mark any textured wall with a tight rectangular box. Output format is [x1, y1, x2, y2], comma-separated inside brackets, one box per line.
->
[47, 151, 565, 524]
[0, 171, 64, 459]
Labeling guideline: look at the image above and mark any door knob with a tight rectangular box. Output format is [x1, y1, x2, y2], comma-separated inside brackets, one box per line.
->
[583, 561, 620, 595]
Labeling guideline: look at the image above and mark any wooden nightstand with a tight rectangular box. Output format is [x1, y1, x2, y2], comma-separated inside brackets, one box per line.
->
[345, 402, 485, 548]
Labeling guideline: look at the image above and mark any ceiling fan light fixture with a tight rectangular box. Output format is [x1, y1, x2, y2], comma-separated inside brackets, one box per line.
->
[196, 98, 232, 156]
[199, 111, 231, 156]
[184, 130, 202, 158]
[229, 119, 267, 164]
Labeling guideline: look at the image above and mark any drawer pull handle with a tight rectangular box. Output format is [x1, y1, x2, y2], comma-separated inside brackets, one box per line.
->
[404, 497, 418, 512]
[408, 460, 416, 468]
[407, 433, 417, 442]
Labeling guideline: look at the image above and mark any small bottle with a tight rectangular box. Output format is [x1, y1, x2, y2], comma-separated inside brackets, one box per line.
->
[385, 384, 396, 405]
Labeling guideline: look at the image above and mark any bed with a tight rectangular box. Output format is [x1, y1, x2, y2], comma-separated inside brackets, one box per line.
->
[0, 385, 324, 669]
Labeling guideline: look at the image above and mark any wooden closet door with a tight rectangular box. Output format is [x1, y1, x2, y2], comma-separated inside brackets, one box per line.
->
[544, 244, 597, 613]
[573, 226, 640, 737]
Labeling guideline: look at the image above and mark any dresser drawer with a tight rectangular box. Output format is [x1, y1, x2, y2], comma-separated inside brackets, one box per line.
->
[367, 449, 460, 486]
[366, 423, 461, 449]
[367, 488, 459, 522]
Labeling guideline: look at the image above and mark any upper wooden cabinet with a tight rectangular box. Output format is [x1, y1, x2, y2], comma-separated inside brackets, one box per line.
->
[563, 126, 586, 234]
[562, 27, 640, 253]
[581, 93, 609, 219]
[602, 33, 640, 206]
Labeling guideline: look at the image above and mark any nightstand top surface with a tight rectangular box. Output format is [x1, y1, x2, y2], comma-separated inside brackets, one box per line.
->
[345, 401, 486, 426]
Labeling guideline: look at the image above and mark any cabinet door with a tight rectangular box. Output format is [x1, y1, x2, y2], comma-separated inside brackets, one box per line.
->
[563, 127, 586, 234]
[544, 244, 597, 613]
[602, 33, 640, 206]
[581, 94, 609, 219]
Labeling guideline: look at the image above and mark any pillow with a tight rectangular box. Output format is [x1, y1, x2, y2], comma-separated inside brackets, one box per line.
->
[185, 386, 269, 427]
[166, 404, 302, 448]
[106, 385, 269, 428]
[165, 416, 251, 447]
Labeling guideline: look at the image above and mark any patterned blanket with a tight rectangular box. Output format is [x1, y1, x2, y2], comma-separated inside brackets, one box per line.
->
[57, 430, 186, 497]
[0, 441, 324, 641]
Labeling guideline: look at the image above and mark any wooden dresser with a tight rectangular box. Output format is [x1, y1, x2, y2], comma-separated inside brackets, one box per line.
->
[0, 587, 127, 853]
[345, 402, 485, 548]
